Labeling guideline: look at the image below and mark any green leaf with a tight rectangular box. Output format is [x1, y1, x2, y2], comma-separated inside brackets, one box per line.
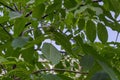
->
[57, 74, 73, 80]
[80, 55, 94, 71]
[97, 23, 108, 43]
[34, 29, 42, 39]
[86, 20, 96, 42]
[35, 0, 47, 5]
[41, 74, 73, 80]
[64, 0, 77, 9]
[12, 37, 29, 49]
[91, 71, 110, 80]
[78, 19, 85, 31]
[22, 47, 36, 64]
[0, 56, 8, 63]
[53, 31, 72, 55]
[32, 3, 45, 19]
[60, 9, 66, 18]
[0, 16, 9, 23]
[81, 44, 119, 80]
[46, 0, 62, 14]
[14, 17, 26, 37]
[98, 61, 119, 80]
[8, 68, 30, 80]
[109, 0, 120, 13]
[85, 62, 102, 80]
[41, 74, 62, 80]
[5, 44, 20, 57]
[74, 35, 83, 46]
[55, 62, 64, 73]
[42, 43, 62, 65]
[25, 35, 44, 49]
[65, 12, 74, 27]
[0, 27, 10, 40]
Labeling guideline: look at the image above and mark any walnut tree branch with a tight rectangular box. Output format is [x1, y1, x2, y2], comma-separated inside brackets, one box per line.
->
[0, 2, 15, 11]
[32, 68, 88, 74]
[115, 32, 119, 42]
[13, 3, 19, 12]
[0, 24, 12, 38]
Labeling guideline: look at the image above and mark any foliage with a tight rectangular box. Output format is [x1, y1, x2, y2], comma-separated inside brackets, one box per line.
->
[0, 0, 120, 80]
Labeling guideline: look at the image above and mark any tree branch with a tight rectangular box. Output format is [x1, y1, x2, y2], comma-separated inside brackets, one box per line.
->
[13, 3, 19, 12]
[92, 0, 102, 2]
[0, 24, 12, 38]
[21, 28, 34, 36]
[25, 22, 31, 27]
[115, 32, 119, 42]
[0, 2, 15, 11]
[25, 11, 32, 17]
[32, 68, 88, 74]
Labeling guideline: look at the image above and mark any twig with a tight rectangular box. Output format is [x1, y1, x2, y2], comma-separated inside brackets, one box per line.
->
[0, 2, 15, 11]
[25, 22, 31, 27]
[107, 42, 120, 45]
[13, 3, 19, 12]
[21, 28, 34, 36]
[115, 32, 119, 42]
[25, 11, 32, 17]
[92, 0, 102, 2]
[32, 68, 88, 74]
[24, 11, 57, 27]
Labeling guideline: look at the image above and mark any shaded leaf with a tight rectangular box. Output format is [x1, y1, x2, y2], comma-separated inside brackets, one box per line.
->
[57, 74, 73, 80]
[80, 55, 94, 71]
[46, 0, 62, 14]
[86, 20, 96, 42]
[91, 71, 110, 80]
[34, 29, 42, 39]
[64, 0, 77, 9]
[97, 23, 108, 43]
[41, 74, 62, 80]
[78, 19, 85, 31]
[22, 47, 35, 64]
[85, 62, 102, 80]
[98, 61, 119, 80]
[12, 37, 29, 49]
[53, 31, 72, 55]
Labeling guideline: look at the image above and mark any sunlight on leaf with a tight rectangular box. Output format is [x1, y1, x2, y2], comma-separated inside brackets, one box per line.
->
[9, 11, 22, 20]
[42, 43, 62, 65]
